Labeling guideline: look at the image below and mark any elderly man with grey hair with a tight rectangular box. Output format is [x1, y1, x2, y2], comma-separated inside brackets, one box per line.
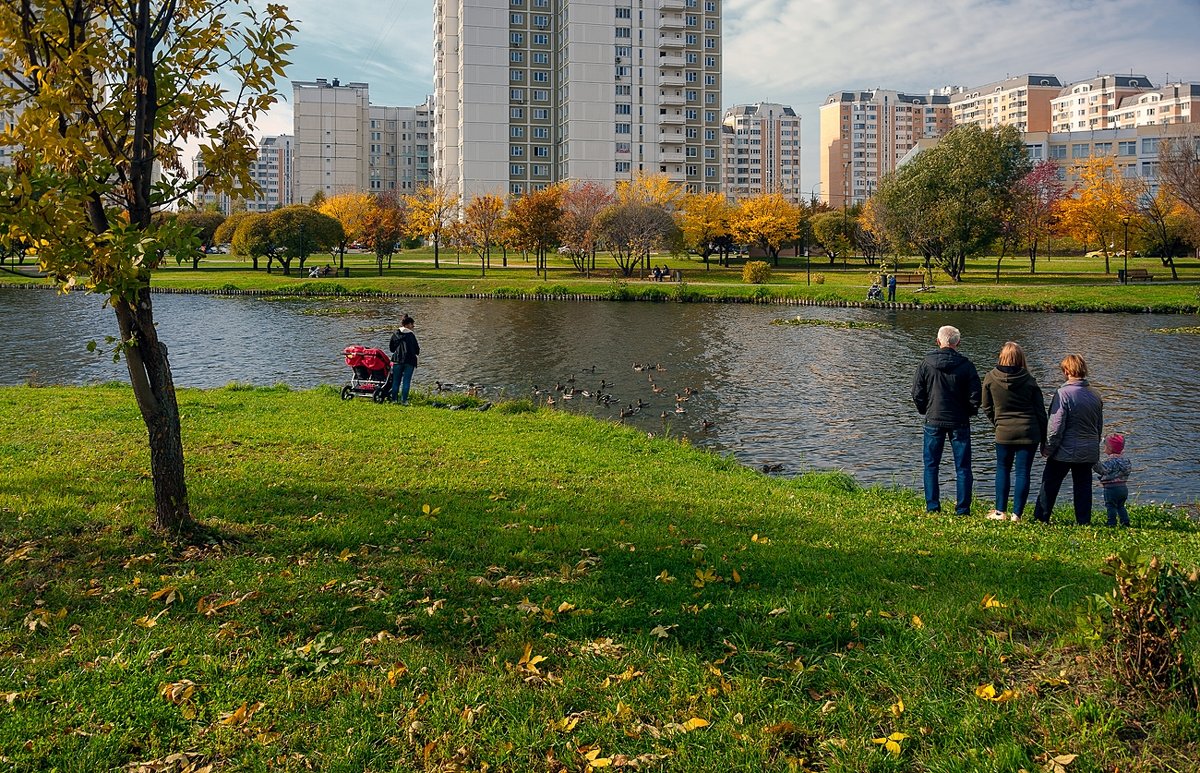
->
[912, 325, 982, 514]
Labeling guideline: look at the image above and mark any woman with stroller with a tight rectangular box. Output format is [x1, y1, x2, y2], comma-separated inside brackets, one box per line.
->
[981, 342, 1047, 521]
[388, 315, 420, 405]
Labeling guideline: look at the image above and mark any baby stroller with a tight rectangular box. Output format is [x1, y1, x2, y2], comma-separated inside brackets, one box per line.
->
[866, 282, 884, 301]
[341, 345, 393, 402]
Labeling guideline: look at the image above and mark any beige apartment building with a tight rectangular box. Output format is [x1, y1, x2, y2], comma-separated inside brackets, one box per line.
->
[433, 0, 722, 202]
[818, 89, 954, 207]
[1024, 123, 1199, 194]
[1050, 74, 1156, 132]
[1109, 82, 1199, 128]
[950, 74, 1062, 133]
[720, 102, 802, 202]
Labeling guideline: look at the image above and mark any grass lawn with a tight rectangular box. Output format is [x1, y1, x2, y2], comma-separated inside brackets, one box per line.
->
[1, 385, 1198, 771]
[5, 250, 1200, 312]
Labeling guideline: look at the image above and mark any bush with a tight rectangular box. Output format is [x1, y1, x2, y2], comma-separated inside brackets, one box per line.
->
[813, 273, 825, 285]
[1091, 548, 1200, 704]
[495, 399, 538, 415]
[606, 277, 634, 301]
[742, 261, 771, 284]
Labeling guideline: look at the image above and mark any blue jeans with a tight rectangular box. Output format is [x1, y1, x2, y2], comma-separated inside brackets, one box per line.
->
[1033, 458, 1093, 525]
[390, 363, 415, 404]
[1103, 484, 1130, 526]
[995, 443, 1036, 516]
[923, 424, 972, 514]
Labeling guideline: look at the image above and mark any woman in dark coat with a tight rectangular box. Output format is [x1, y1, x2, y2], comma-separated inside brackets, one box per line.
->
[981, 342, 1047, 521]
[1032, 354, 1104, 525]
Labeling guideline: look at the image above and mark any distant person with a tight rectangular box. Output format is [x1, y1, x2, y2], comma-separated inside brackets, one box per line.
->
[981, 342, 1047, 521]
[866, 280, 883, 301]
[1032, 354, 1103, 525]
[887, 273, 897, 302]
[388, 315, 420, 405]
[1094, 433, 1132, 527]
[912, 325, 982, 515]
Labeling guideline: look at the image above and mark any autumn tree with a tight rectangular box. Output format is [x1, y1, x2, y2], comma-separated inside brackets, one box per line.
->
[462, 193, 506, 277]
[558, 181, 614, 275]
[1056, 155, 1140, 274]
[1137, 189, 1188, 279]
[506, 185, 563, 277]
[362, 192, 408, 275]
[615, 171, 683, 210]
[320, 192, 374, 269]
[1157, 134, 1200, 218]
[678, 191, 732, 270]
[810, 211, 853, 263]
[730, 193, 800, 266]
[0, 1, 294, 531]
[406, 182, 460, 269]
[597, 202, 677, 277]
[1011, 160, 1066, 274]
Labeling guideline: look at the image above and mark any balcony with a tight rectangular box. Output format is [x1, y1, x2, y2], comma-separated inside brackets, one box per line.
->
[659, 112, 685, 125]
[659, 91, 685, 105]
[658, 72, 685, 87]
[658, 52, 685, 67]
[659, 150, 686, 163]
[659, 0, 685, 9]
[659, 13, 684, 29]
[658, 35, 685, 48]
[659, 130, 686, 144]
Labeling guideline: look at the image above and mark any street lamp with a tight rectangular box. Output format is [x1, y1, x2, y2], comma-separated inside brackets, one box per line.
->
[1122, 216, 1130, 284]
[807, 183, 821, 286]
[842, 162, 850, 267]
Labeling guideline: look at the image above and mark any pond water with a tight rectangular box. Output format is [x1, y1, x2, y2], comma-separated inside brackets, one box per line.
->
[3, 287, 1198, 504]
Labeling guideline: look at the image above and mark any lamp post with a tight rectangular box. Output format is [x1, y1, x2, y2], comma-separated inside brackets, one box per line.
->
[842, 162, 850, 267]
[807, 183, 821, 286]
[1122, 215, 1129, 284]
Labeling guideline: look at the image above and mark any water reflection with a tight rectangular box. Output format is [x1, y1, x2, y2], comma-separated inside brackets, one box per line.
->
[2, 287, 1197, 503]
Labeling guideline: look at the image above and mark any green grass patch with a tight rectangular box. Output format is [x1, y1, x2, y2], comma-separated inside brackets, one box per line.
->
[772, 317, 888, 330]
[1, 386, 1198, 771]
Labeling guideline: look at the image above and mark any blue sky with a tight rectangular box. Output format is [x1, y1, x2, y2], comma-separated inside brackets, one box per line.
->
[252, 0, 1200, 194]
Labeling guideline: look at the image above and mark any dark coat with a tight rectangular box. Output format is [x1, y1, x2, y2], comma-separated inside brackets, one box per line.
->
[981, 365, 1047, 445]
[912, 347, 982, 428]
[389, 328, 420, 368]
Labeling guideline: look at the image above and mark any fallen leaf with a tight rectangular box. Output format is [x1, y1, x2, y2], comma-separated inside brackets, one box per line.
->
[218, 701, 264, 727]
[911, 615, 924, 629]
[981, 593, 1008, 609]
[890, 697, 905, 717]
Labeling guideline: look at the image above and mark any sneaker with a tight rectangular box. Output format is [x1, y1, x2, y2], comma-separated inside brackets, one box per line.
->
[1009, 513, 1021, 522]
[985, 510, 1007, 521]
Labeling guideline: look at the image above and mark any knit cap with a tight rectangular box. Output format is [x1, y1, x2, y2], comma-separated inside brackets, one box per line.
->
[1105, 434, 1125, 454]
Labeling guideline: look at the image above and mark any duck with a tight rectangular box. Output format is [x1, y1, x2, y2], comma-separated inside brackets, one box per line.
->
[651, 385, 665, 395]
[546, 396, 556, 406]
[632, 363, 645, 372]
[760, 462, 784, 473]
[701, 419, 715, 430]
[673, 405, 686, 414]
[619, 406, 635, 419]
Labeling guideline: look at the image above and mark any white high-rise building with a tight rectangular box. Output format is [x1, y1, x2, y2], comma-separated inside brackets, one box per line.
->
[433, 0, 722, 202]
[191, 134, 294, 214]
[721, 102, 802, 202]
[292, 79, 372, 202]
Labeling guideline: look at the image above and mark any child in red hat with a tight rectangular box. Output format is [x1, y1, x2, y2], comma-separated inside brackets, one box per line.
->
[1093, 434, 1131, 527]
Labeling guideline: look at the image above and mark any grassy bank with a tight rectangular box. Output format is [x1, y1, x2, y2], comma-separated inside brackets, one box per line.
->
[5, 250, 1200, 312]
[2, 386, 1198, 771]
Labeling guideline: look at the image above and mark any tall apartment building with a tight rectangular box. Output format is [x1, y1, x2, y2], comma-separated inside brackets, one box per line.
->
[1050, 74, 1155, 132]
[818, 89, 954, 208]
[433, 0, 723, 203]
[292, 78, 433, 202]
[1109, 82, 1199, 128]
[950, 74, 1062, 133]
[190, 134, 295, 214]
[1024, 122, 1199, 196]
[720, 102, 802, 202]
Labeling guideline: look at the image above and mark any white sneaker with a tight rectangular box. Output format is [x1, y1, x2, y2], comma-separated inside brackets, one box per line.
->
[986, 510, 1007, 521]
[1009, 513, 1021, 522]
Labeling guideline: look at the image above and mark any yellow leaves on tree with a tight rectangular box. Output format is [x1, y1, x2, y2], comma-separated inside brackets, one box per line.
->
[615, 172, 683, 210]
[1055, 155, 1142, 271]
[730, 193, 801, 263]
[319, 192, 375, 252]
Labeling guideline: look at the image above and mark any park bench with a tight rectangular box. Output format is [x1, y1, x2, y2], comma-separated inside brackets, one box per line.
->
[1125, 268, 1152, 282]
[894, 272, 927, 285]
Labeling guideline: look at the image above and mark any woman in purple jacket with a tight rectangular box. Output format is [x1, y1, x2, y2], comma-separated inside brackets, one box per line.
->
[1032, 354, 1103, 525]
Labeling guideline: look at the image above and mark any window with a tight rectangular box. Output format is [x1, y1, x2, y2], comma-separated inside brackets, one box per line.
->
[510, 164, 525, 175]
[1094, 142, 1112, 155]
[685, 72, 697, 83]
[533, 71, 549, 82]
[532, 33, 549, 44]
[511, 88, 525, 100]
[704, 74, 716, 86]
[533, 164, 550, 176]
[704, 148, 716, 159]
[705, 166, 717, 178]
[685, 15, 697, 26]
[704, 110, 717, 122]
[511, 183, 524, 194]
[616, 161, 631, 172]
[704, 129, 715, 140]
[1071, 143, 1089, 159]
[533, 52, 549, 64]
[534, 146, 549, 157]
[532, 89, 549, 101]
[510, 32, 523, 44]
[532, 14, 549, 26]
[686, 52, 698, 64]
[704, 93, 716, 105]
[511, 107, 524, 119]
[510, 69, 524, 81]
[510, 145, 524, 157]
[511, 126, 524, 137]
[704, 18, 716, 30]
[533, 108, 549, 119]
[704, 37, 716, 49]
[615, 103, 631, 114]
[615, 6, 631, 17]
[685, 127, 697, 139]
[615, 27, 631, 38]
[510, 12, 523, 23]
[1118, 140, 1136, 155]
[533, 127, 549, 139]
[1049, 145, 1066, 159]
[686, 34, 697, 45]
[686, 89, 698, 101]
[704, 55, 716, 68]
[685, 147, 698, 157]
[615, 123, 631, 134]
[1141, 137, 1160, 154]
[511, 51, 524, 62]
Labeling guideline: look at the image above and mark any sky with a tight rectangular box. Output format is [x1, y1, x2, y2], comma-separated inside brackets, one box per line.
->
[246, 0, 1200, 195]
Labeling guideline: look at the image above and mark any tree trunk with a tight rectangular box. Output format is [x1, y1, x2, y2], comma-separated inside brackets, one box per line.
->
[433, 238, 440, 269]
[114, 289, 191, 533]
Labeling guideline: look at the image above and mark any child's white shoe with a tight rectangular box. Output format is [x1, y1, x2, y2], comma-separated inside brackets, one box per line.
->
[985, 509, 1007, 521]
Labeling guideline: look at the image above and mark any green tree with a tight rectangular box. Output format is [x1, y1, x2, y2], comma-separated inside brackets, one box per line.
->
[267, 206, 343, 275]
[0, 1, 294, 532]
[159, 211, 225, 269]
[231, 213, 276, 272]
[810, 211, 854, 264]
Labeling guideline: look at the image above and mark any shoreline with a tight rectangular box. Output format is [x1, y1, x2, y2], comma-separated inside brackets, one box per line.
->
[4, 279, 1199, 314]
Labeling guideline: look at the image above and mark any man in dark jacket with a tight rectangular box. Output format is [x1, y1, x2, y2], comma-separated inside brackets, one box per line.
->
[912, 325, 982, 514]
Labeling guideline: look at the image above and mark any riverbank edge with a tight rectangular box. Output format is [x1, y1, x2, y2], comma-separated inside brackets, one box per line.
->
[4, 279, 1199, 314]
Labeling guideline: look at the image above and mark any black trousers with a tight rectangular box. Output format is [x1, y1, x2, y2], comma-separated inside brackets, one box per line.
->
[1033, 458, 1094, 525]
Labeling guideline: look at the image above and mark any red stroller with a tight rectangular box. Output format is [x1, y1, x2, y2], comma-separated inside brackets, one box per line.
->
[341, 345, 393, 402]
